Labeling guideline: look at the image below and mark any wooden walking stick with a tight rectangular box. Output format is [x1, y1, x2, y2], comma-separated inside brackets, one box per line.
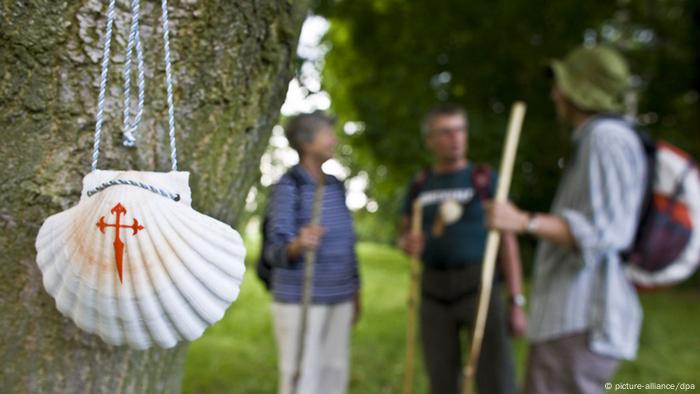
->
[402, 199, 423, 394]
[462, 102, 526, 394]
[290, 176, 325, 394]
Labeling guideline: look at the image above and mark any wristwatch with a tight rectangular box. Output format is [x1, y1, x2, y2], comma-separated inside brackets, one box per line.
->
[525, 213, 539, 234]
[510, 293, 527, 307]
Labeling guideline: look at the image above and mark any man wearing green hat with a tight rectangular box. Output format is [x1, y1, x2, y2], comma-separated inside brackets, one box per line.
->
[484, 45, 648, 393]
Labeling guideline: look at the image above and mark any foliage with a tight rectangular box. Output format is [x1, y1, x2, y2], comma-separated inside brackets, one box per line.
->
[314, 0, 700, 239]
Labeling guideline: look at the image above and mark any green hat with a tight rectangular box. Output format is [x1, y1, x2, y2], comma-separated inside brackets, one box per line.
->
[550, 45, 630, 113]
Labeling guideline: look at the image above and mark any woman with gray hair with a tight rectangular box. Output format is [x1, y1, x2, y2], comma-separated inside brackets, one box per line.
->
[263, 111, 361, 394]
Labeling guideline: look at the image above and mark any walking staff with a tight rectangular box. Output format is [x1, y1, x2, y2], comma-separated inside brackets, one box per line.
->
[402, 200, 423, 394]
[291, 177, 326, 394]
[463, 102, 526, 394]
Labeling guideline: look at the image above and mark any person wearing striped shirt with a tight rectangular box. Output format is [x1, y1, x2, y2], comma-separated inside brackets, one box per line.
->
[264, 112, 360, 394]
[485, 46, 647, 394]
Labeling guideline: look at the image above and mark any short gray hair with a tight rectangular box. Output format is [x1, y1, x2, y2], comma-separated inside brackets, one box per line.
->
[284, 111, 336, 153]
[421, 103, 468, 138]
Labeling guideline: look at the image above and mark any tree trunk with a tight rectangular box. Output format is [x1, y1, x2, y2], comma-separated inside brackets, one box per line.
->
[0, 1, 307, 392]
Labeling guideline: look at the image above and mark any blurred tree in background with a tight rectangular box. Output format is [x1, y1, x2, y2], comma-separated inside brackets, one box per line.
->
[314, 0, 700, 244]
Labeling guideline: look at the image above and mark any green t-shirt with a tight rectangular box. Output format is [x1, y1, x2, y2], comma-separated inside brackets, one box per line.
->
[402, 165, 496, 269]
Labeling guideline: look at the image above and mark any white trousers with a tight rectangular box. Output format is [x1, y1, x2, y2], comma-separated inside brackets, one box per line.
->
[272, 301, 353, 394]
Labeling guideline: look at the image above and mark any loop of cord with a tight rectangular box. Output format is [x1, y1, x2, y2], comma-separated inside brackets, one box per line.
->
[92, 0, 178, 172]
[86, 179, 181, 201]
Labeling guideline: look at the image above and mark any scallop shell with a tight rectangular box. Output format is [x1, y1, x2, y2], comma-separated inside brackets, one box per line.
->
[439, 198, 463, 225]
[35, 170, 246, 349]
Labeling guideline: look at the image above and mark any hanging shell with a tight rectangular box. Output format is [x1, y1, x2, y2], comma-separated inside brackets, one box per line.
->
[35, 170, 246, 349]
[439, 198, 464, 225]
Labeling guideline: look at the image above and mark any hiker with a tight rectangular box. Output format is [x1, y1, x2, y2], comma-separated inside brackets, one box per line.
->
[484, 45, 647, 394]
[263, 111, 361, 394]
[398, 103, 526, 394]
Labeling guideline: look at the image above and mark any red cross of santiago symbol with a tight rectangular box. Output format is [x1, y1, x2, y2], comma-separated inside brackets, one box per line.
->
[96, 203, 144, 283]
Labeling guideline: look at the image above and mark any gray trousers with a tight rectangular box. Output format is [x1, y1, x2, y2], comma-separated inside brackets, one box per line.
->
[420, 265, 517, 394]
[271, 301, 353, 394]
[523, 331, 620, 394]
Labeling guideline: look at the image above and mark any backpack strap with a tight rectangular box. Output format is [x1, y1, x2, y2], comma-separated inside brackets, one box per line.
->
[257, 167, 309, 290]
[471, 164, 494, 200]
[287, 167, 307, 189]
[408, 167, 432, 203]
[263, 168, 306, 224]
[471, 163, 511, 282]
[588, 115, 658, 262]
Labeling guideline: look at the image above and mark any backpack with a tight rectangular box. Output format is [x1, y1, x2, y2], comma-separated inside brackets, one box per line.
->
[620, 123, 700, 289]
[256, 170, 306, 291]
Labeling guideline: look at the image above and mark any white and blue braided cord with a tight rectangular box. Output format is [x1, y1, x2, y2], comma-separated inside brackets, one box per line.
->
[91, 0, 117, 172]
[122, 0, 145, 147]
[86, 179, 180, 201]
[91, 0, 179, 172]
[161, 0, 178, 171]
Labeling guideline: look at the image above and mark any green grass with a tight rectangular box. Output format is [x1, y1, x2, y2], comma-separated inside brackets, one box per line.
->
[183, 242, 700, 393]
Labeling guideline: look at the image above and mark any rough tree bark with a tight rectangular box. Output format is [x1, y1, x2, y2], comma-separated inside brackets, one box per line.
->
[0, 1, 307, 392]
